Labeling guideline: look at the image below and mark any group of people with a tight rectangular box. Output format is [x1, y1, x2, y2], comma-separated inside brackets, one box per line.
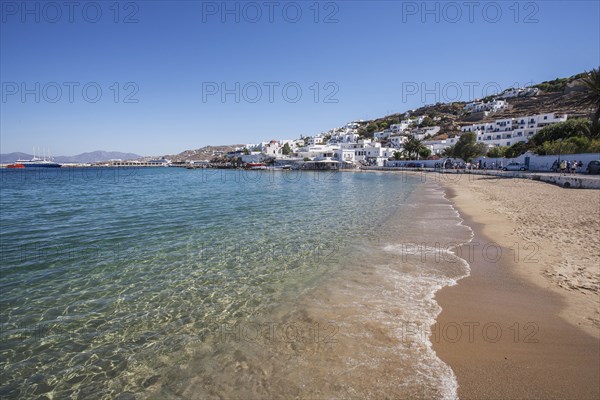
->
[437, 160, 504, 170]
[552, 159, 583, 175]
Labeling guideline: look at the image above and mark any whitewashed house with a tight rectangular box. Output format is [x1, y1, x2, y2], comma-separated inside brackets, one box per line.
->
[307, 136, 324, 146]
[330, 131, 359, 144]
[374, 130, 392, 140]
[498, 87, 540, 99]
[263, 140, 282, 157]
[333, 148, 357, 165]
[461, 113, 568, 148]
[464, 99, 508, 113]
[388, 136, 407, 148]
[422, 137, 459, 155]
[339, 140, 395, 166]
[296, 144, 339, 160]
[390, 121, 410, 133]
[411, 126, 441, 140]
[413, 116, 425, 125]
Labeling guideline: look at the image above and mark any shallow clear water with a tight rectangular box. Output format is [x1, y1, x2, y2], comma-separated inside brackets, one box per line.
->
[0, 168, 471, 399]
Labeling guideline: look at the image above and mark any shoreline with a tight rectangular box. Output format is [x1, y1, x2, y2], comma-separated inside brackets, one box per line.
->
[434, 177, 600, 399]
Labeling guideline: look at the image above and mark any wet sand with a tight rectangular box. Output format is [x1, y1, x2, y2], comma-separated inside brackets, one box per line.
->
[435, 175, 600, 399]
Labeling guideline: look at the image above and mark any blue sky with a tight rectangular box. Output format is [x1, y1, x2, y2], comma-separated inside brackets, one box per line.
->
[1, 0, 599, 156]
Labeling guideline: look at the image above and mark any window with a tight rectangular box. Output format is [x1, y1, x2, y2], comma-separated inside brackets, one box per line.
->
[543, 116, 548, 120]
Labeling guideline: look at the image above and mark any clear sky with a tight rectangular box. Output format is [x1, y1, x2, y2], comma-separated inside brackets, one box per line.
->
[1, 0, 599, 156]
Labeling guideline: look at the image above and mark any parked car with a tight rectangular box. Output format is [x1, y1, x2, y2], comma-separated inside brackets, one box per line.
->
[586, 160, 600, 174]
[502, 162, 528, 171]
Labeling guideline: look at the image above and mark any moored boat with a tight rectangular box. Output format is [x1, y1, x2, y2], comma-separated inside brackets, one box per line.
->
[8, 158, 62, 168]
[245, 163, 267, 170]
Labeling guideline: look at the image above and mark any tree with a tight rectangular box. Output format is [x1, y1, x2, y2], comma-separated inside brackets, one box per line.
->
[537, 136, 600, 155]
[282, 142, 292, 155]
[443, 132, 487, 161]
[419, 116, 435, 127]
[378, 121, 389, 130]
[486, 146, 507, 158]
[366, 123, 378, 133]
[530, 118, 593, 146]
[419, 147, 432, 159]
[402, 137, 428, 160]
[504, 141, 533, 158]
[578, 68, 600, 137]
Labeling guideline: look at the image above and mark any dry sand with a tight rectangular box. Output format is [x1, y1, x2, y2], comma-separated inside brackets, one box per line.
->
[433, 173, 600, 399]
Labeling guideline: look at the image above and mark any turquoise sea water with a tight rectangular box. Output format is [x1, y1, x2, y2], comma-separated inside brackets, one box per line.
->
[0, 168, 471, 399]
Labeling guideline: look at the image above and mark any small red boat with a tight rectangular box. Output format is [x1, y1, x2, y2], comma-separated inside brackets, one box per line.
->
[6, 163, 25, 169]
[245, 163, 267, 170]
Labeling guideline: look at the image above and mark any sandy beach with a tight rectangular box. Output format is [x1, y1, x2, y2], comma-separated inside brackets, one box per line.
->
[434, 173, 600, 399]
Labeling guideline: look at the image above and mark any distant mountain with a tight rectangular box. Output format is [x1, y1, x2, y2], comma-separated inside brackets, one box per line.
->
[0, 152, 33, 164]
[53, 151, 142, 163]
[0, 151, 142, 164]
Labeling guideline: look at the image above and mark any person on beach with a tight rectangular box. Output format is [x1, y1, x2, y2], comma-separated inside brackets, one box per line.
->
[560, 159, 567, 175]
[552, 160, 558, 172]
[571, 161, 577, 174]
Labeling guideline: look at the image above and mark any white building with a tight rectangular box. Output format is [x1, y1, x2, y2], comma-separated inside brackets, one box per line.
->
[411, 126, 441, 140]
[390, 116, 424, 134]
[464, 99, 508, 113]
[374, 130, 392, 140]
[329, 131, 359, 144]
[422, 137, 459, 155]
[388, 135, 407, 148]
[390, 121, 411, 133]
[339, 140, 395, 166]
[460, 113, 567, 147]
[263, 140, 282, 157]
[307, 136, 324, 146]
[497, 87, 540, 99]
[413, 116, 425, 125]
[332, 148, 357, 165]
[296, 144, 339, 160]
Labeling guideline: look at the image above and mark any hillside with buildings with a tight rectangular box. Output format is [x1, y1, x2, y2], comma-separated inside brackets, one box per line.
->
[122, 71, 595, 170]
[355, 73, 592, 141]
